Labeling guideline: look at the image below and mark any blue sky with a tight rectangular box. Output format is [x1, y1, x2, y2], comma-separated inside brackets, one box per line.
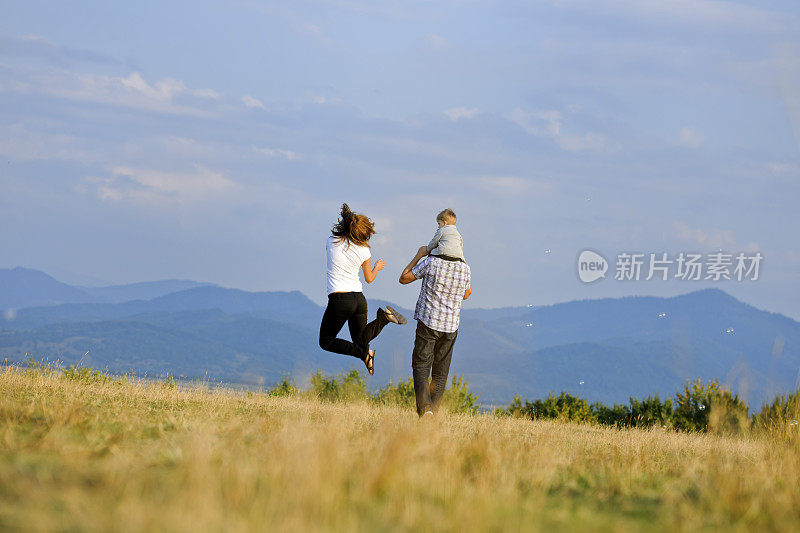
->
[1, 0, 799, 318]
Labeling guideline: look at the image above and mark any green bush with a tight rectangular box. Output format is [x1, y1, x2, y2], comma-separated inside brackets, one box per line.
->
[499, 392, 595, 423]
[495, 395, 526, 418]
[592, 396, 672, 428]
[539, 392, 595, 422]
[373, 375, 416, 408]
[24, 355, 51, 373]
[309, 369, 369, 402]
[592, 402, 632, 427]
[372, 374, 479, 415]
[23, 355, 64, 377]
[161, 374, 176, 389]
[25, 352, 117, 386]
[752, 390, 800, 438]
[269, 374, 299, 397]
[62, 364, 113, 384]
[672, 379, 750, 435]
[630, 395, 673, 428]
[442, 375, 480, 415]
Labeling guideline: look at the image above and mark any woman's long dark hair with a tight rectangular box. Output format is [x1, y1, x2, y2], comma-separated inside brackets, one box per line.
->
[331, 203, 375, 248]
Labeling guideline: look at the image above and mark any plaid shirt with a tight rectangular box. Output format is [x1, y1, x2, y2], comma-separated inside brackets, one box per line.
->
[411, 256, 471, 333]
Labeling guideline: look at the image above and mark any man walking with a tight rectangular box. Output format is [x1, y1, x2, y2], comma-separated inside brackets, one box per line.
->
[399, 246, 472, 418]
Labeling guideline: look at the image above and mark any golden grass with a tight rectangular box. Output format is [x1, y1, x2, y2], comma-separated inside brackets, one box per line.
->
[1, 367, 799, 532]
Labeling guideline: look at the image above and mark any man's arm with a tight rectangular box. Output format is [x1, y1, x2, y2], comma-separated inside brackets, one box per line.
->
[463, 287, 472, 300]
[399, 246, 428, 284]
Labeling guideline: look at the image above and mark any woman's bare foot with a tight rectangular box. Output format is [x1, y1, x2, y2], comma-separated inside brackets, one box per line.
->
[363, 349, 374, 375]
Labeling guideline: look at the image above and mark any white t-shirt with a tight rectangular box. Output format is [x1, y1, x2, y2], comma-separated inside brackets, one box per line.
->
[326, 236, 371, 295]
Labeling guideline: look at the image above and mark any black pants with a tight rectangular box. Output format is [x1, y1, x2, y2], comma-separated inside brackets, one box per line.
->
[411, 320, 458, 416]
[319, 292, 389, 360]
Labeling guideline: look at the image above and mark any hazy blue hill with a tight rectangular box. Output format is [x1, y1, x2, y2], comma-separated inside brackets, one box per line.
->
[81, 280, 215, 303]
[149, 286, 321, 322]
[1, 270, 798, 407]
[0, 320, 243, 379]
[120, 286, 324, 331]
[464, 289, 743, 350]
[0, 286, 322, 331]
[459, 338, 776, 406]
[0, 301, 155, 331]
[455, 288, 800, 406]
[124, 310, 321, 367]
[458, 341, 682, 405]
[0, 318, 349, 385]
[0, 267, 98, 310]
[0, 268, 218, 311]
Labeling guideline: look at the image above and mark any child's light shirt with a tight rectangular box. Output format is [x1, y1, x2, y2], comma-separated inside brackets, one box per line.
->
[427, 225, 465, 261]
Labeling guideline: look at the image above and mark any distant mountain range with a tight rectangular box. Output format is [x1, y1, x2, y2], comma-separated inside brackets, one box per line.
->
[0, 267, 212, 308]
[1, 267, 798, 408]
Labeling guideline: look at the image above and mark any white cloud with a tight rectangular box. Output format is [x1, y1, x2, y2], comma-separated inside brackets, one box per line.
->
[255, 147, 300, 160]
[426, 34, 447, 48]
[1, 33, 122, 66]
[557, 132, 606, 152]
[0, 124, 100, 164]
[510, 108, 606, 152]
[84, 165, 237, 205]
[119, 72, 185, 101]
[673, 221, 758, 251]
[19, 34, 48, 42]
[301, 21, 334, 46]
[96, 185, 123, 201]
[115, 165, 235, 195]
[443, 107, 478, 121]
[767, 162, 797, 174]
[192, 88, 220, 99]
[3, 67, 218, 115]
[551, 0, 795, 35]
[679, 126, 705, 148]
[241, 95, 265, 109]
[370, 215, 394, 247]
[674, 221, 733, 248]
[473, 176, 553, 196]
[511, 108, 562, 137]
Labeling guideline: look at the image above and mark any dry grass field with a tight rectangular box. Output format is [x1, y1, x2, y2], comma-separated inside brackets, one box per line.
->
[1, 366, 799, 532]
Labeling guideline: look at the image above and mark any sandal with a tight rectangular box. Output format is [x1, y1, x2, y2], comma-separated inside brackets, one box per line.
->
[363, 349, 375, 376]
[384, 305, 407, 325]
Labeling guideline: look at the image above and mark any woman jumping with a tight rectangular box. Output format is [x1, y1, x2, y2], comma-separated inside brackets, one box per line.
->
[319, 203, 406, 375]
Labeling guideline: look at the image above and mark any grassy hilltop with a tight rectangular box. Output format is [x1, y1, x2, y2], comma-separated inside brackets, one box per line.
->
[2, 367, 800, 532]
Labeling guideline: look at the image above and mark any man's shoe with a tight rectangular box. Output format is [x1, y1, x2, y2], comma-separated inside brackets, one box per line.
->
[384, 305, 407, 325]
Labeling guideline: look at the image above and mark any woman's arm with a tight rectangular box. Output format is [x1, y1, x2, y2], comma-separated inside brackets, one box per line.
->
[362, 258, 385, 283]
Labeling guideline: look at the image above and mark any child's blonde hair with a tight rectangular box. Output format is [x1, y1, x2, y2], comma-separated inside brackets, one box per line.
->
[436, 208, 457, 225]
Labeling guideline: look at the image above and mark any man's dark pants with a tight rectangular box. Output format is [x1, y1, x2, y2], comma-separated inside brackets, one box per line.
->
[411, 320, 458, 416]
